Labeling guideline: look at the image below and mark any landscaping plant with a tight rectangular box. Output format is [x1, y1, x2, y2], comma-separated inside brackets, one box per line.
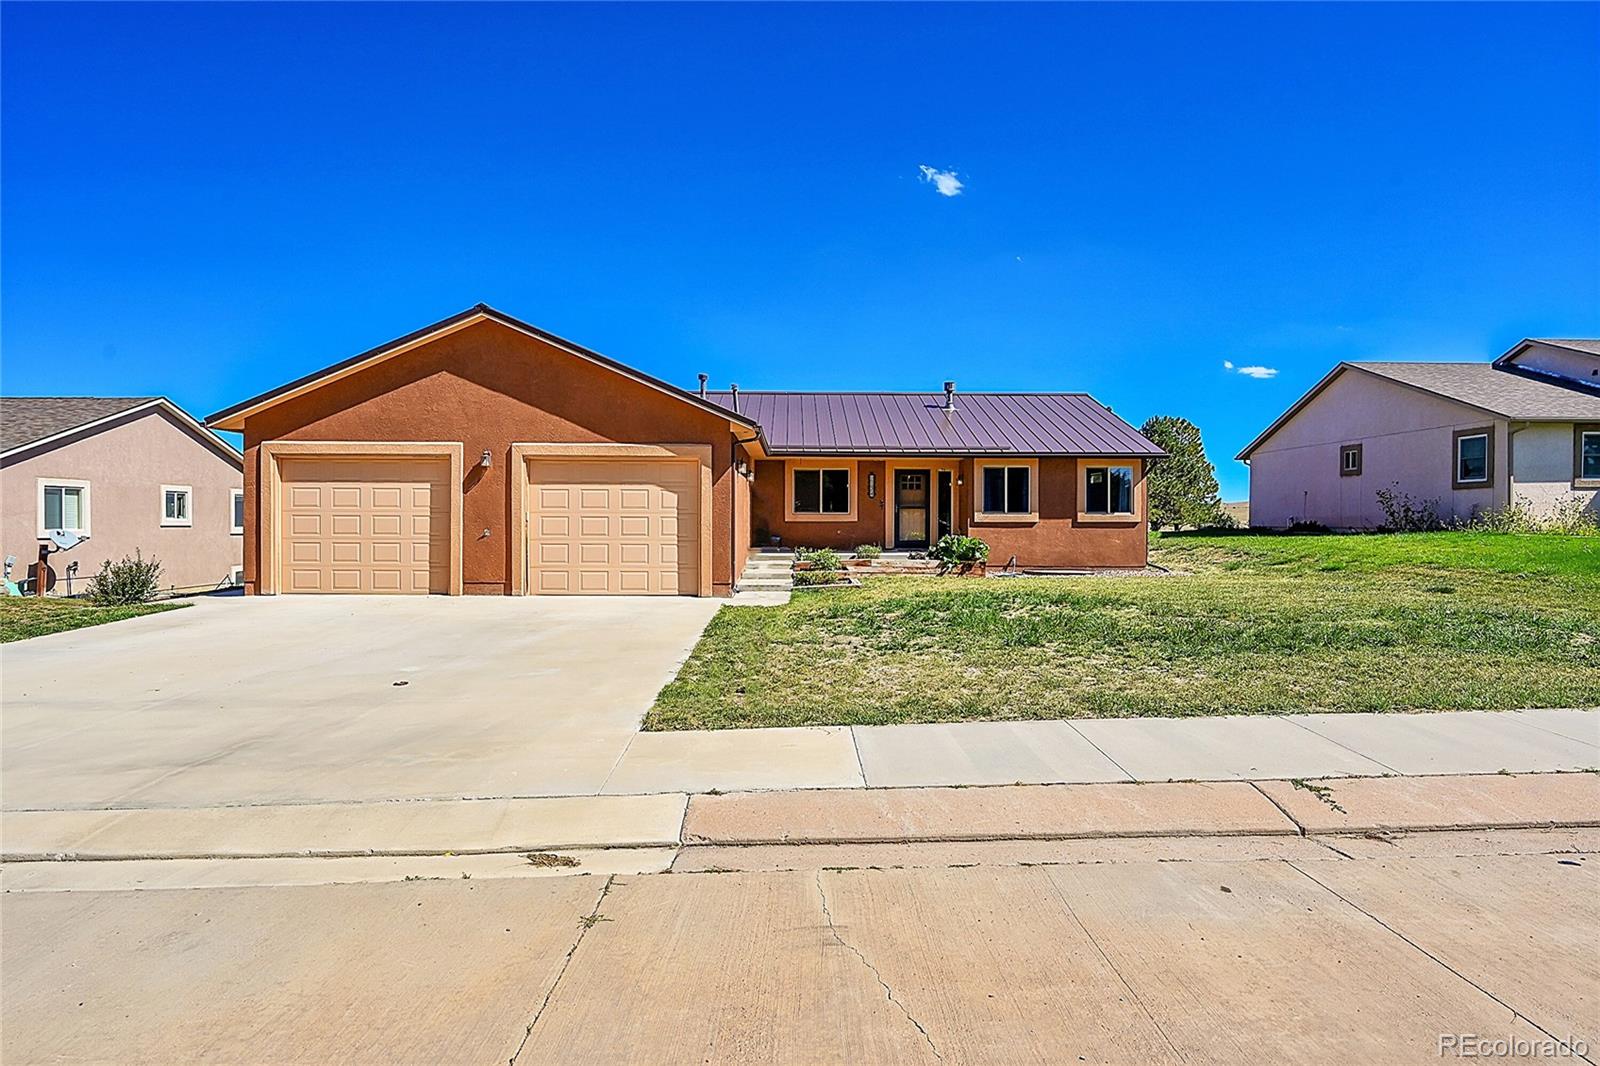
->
[85, 550, 164, 606]
[853, 544, 883, 560]
[928, 534, 990, 569]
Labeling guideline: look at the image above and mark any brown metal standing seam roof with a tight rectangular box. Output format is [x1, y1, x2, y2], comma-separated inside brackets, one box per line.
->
[706, 391, 1163, 456]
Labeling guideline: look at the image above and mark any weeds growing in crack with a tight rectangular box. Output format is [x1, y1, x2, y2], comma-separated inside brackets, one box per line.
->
[1291, 778, 1346, 813]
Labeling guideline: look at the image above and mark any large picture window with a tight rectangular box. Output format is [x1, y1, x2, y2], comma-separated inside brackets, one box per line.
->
[1084, 465, 1134, 515]
[981, 465, 1031, 515]
[792, 467, 851, 515]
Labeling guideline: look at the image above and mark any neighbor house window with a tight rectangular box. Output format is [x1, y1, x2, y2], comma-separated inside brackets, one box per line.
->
[39, 480, 90, 536]
[231, 488, 245, 534]
[1084, 466, 1135, 515]
[1340, 444, 1363, 477]
[1452, 428, 1493, 489]
[792, 467, 850, 515]
[162, 485, 193, 527]
[1577, 425, 1600, 487]
[981, 465, 1032, 514]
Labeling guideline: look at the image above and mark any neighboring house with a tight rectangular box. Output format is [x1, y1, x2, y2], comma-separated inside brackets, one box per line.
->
[1237, 339, 1600, 529]
[1, 397, 245, 594]
[206, 304, 1164, 597]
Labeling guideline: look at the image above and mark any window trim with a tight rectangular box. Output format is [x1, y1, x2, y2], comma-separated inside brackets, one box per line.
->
[161, 484, 194, 527]
[783, 460, 857, 522]
[1077, 459, 1142, 523]
[1339, 443, 1363, 477]
[1574, 424, 1600, 490]
[230, 487, 246, 534]
[36, 478, 91, 538]
[1451, 427, 1494, 490]
[973, 460, 1039, 524]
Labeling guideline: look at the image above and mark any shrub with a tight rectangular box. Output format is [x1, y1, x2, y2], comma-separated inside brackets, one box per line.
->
[791, 568, 847, 587]
[1456, 496, 1600, 536]
[928, 534, 990, 567]
[1375, 484, 1442, 532]
[85, 550, 163, 605]
[795, 547, 843, 572]
[853, 544, 882, 560]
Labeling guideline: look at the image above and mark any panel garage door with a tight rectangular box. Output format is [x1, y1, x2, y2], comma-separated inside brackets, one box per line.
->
[526, 459, 700, 595]
[279, 458, 449, 594]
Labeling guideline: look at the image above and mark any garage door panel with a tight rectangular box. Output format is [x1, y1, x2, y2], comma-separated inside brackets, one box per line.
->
[527, 457, 701, 596]
[279, 457, 449, 595]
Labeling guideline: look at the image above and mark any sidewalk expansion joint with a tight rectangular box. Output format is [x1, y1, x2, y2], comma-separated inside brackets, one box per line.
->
[1248, 780, 1307, 836]
[509, 873, 616, 1066]
[1284, 861, 1584, 1056]
[815, 870, 943, 1061]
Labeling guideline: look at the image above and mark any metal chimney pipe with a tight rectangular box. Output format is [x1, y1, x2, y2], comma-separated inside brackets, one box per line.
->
[697, 373, 709, 399]
[943, 380, 957, 411]
[729, 383, 740, 414]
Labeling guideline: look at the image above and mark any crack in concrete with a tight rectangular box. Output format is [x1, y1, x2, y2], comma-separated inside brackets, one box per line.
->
[1248, 780, 1307, 836]
[508, 873, 616, 1066]
[1043, 871, 1190, 1064]
[1286, 862, 1597, 1066]
[814, 870, 943, 1061]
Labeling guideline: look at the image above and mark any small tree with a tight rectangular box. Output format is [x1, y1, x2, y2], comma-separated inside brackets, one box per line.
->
[1139, 415, 1224, 530]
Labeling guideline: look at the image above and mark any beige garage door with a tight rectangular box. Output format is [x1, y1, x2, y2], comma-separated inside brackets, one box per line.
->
[279, 458, 449, 594]
[526, 459, 700, 595]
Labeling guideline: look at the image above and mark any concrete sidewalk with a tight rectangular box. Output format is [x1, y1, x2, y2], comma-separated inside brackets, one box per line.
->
[602, 707, 1598, 795]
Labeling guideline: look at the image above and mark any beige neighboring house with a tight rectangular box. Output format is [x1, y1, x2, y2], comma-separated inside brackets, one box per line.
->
[1237, 339, 1600, 529]
[1, 397, 244, 595]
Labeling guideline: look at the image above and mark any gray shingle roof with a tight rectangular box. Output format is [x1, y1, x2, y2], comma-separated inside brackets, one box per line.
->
[1349, 362, 1600, 420]
[1533, 339, 1600, 356]
[706, 391, 1164, 456]
[0, 396, 157, 453]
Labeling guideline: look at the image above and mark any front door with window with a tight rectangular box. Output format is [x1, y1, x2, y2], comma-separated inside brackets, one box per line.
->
[895, 469, 930, 549]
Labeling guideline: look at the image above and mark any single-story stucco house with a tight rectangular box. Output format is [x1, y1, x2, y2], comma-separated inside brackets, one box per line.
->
[205, 305, 1164, 597]
[1, 396, 245, 595]
[1237, 338, 1600, 529]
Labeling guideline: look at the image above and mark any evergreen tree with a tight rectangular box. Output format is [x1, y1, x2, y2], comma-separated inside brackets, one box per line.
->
[1139, 416, 1224, 530]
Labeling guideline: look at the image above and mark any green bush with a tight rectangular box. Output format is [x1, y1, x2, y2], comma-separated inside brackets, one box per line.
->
[85, 550, 163, 605]
[928, 534, 990, 566]
[853, 544, 882, 559]
[796, 547, 843, 572]
[1457, 497, 1599, 536]
[792, 568, 848, 586]
[1375, 484, 1442, 532]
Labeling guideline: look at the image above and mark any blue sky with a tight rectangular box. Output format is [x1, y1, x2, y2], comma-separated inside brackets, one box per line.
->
[3, 3, 1596, 498]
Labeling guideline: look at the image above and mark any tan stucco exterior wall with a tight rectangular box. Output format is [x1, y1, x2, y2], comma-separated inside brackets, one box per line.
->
[1, 407, 243, 594]
[238, 319, 745, 596]
[1247, 370, 1508, 528]
[1510, 422, 1599, 517]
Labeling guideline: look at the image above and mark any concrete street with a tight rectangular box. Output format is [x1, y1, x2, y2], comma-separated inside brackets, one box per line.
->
[4, 826, 1594, 1064]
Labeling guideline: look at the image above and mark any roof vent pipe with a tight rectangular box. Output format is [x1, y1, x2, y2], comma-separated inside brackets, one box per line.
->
[698, 373, 709, 399]
[729, 383, 740, 414]
[943, 380, 957, 411]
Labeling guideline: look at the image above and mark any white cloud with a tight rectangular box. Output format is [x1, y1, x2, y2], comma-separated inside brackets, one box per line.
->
[918, 165, 964, 197]
[1223, 360, 1277, 379]
[1223, 360, 1235, 370]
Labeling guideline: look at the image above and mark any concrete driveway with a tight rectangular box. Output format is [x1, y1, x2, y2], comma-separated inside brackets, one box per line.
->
[1, 594, 720, 811]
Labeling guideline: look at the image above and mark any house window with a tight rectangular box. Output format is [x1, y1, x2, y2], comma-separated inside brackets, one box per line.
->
[40, 481, 90, 536]
[1084, 466, 1134, 515]
[162, 485, 193, 527]
[1452, 428, 1492, 489]
[981, 465, 1031, 514]
[1340, 444, 1363, 477]
[1577, 425, 1600, 487]
[792, 468, 850, 514]
[231, 488, 245, 534]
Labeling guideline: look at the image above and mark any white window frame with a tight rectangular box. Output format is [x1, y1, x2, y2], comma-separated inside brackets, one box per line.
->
[230, 487, 246, 534]
[37, 478, 91, 538]
[1454, 433, 1490, 486]
[161, 484, 194, 527]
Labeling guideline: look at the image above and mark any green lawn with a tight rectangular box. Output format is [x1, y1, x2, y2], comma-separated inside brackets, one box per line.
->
[647, 532, 1600, 730]
[0, 597, 186, 643]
